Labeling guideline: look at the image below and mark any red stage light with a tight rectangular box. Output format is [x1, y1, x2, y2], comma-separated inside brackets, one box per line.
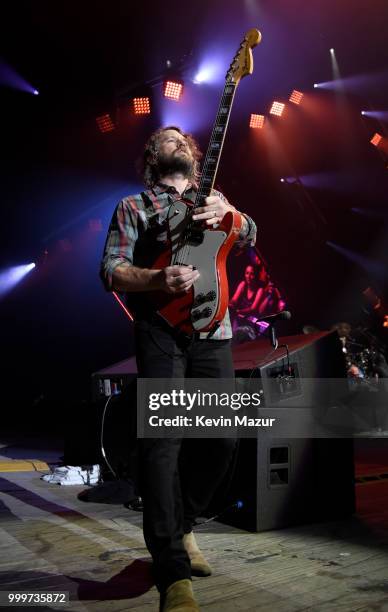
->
[370, 133, 383, 147]
[289, 90, 304, 105]
[133, 97, 151, 115]
[163, 80, 183, 101]
[270, 101, 285, 116]
[96, 114, 115, 133]
[249, 114, 265, 129]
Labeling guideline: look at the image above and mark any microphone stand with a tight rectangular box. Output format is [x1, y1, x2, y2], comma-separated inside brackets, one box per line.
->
[269, 323, 278, 350]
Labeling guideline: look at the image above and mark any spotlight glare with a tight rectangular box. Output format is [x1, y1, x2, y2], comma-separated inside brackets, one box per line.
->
[314, 83, 319, 88]
[269, 101, 285, 117]
[330, 48, 335, 54]
[280, 178, 285, 183]
[193, 69, 211, 84]
[133, 97, 151, 115]
[33, 89, 39, 95]
[163, 80, 183, 101]
[0, 263, 36, 298]
[249, 113, 265, 129]
[289, 90, 304, 105]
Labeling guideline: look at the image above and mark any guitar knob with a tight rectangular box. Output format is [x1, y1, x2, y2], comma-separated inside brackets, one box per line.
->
[206, 291, 216, 301]
[191, 310, 202, 322]
[193, 293, 205, 307]
[191, 307, 213, 322]
[202, 307, 212, 318]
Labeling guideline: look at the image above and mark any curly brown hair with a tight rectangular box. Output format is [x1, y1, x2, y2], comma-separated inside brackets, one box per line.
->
[140, 126, 202, 188]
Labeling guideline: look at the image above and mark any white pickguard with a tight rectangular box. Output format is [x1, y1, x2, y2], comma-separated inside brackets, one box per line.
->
[167, 201, 227, 331]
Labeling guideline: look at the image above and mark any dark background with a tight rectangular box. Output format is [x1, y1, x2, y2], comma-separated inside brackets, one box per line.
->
[1, 0, 388, 426]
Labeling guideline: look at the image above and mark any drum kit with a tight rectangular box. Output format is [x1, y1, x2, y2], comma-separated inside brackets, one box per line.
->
[343, 330, 388, 436]
[344, 329, 388, 380]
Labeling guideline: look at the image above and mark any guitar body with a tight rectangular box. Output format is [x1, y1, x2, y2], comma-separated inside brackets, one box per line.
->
[152, 201, 243, 335]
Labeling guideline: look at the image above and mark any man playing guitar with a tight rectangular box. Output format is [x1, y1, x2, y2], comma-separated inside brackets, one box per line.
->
[101, 125, 256, 611]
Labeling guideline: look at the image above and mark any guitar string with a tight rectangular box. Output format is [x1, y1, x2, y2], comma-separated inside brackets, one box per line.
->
[178, 81, 234, 267]
[175, 79, 237, 268]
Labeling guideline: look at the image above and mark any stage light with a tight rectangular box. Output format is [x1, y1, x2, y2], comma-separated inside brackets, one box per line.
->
[193, 68, 212, 84]
[330, 48, 335, 54]
[269, 101, 285, 117]
[249, 114, 265, 129]
[163, 80, 183, 101]
[362, 110, 388, 121]
[133, 97, 151, 115]
[370, 133, 383, 147]
[314, 83, 319, 88]
[96, 114, 115, 133]
[280, 178, 285, 183]
[289, 90, 303, 105]
[0, 263, 36, 298]
[0, 58, 39, 95]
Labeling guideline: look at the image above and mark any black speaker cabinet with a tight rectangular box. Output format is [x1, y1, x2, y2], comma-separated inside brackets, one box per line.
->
[220, 331, 355, 532]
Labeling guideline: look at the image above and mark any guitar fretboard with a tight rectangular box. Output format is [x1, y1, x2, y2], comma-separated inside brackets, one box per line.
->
[194, 81, 237, 208]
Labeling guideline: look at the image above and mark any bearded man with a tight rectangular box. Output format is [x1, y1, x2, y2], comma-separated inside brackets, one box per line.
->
[100, 126, 256, 611]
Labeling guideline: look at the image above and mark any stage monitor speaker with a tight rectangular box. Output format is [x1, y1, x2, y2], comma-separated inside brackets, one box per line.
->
[220, 331, 355, 532]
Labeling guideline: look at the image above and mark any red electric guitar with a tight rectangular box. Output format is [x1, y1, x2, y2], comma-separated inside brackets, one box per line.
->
[153, 28, 262, 335]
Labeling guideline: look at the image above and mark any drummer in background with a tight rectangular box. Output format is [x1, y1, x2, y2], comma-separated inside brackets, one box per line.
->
[331, 321, 388, 379]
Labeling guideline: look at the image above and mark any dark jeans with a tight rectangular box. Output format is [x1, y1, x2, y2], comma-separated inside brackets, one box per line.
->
[134, 318, 236, 592]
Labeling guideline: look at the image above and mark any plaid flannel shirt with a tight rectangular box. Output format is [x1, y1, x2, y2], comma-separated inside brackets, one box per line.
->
[100, 182, 257, 339]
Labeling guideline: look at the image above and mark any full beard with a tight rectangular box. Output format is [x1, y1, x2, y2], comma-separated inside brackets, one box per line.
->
[157, 150, 194, 178]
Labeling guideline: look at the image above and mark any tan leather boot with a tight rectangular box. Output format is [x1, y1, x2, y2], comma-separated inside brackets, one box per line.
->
[161, 579, 200, 611]
[183, 532, 212, 577]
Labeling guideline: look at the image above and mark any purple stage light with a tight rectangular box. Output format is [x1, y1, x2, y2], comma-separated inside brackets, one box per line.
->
[361, 110, 388, 121]
[193, 58, 224, 85]
[0, 59, 39, 95]
[314, 71, 388, 94]
[0, 263, 36, 298]
[314, 79, 344, 90]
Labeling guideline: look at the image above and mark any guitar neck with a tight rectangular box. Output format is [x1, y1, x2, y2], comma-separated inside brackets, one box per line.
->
[194, 81, 237, 208]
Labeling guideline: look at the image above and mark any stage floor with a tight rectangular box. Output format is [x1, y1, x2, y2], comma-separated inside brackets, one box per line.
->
[0, 437, 388, 611]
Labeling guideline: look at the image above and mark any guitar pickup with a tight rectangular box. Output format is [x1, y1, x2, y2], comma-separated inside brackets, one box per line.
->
[185, 227, 204, 245]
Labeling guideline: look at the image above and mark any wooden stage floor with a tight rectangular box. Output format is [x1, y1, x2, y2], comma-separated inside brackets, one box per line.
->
[1, 437, 388, 611]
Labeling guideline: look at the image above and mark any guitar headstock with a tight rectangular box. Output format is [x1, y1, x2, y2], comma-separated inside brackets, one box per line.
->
[226, 28, 262, 85]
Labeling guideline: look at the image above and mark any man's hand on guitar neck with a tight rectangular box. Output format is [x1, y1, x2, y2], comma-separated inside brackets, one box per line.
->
[192, 194, 235, 225]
